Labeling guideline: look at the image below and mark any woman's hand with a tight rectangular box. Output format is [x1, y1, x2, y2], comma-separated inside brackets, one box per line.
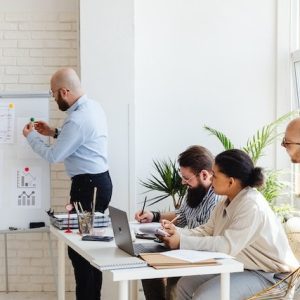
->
[161, 220, 180, 249]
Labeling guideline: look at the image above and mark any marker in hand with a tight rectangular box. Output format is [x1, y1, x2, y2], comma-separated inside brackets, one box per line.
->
[26, 117, 35, 130]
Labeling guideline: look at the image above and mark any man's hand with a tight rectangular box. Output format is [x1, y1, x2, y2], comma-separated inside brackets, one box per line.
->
[34, 120, 55, 137]
[23, 122, 34, 137]
[134, 210, 154, 223]
[161, 221, 180, 249]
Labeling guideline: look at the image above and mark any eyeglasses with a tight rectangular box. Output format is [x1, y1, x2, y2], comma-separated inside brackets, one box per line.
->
[179, 172, 197, 183]
[49, 88, 69, 97]
[49, 88, 60, 97]
[281, 137, 300, 148]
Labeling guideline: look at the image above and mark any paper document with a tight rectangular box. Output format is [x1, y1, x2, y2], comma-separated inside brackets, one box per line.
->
[162, 250, 233, 263]
[136, 223, 161, 234]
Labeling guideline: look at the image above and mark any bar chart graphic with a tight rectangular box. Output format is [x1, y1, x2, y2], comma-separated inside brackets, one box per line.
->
[16, 167, 40, 208]
[17, 167, 36, 188]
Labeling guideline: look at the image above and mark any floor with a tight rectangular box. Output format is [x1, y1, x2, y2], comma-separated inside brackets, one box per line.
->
[0, 290, 299, 299]
[0, 292, 74, 300]
[0, 291, 146, 300]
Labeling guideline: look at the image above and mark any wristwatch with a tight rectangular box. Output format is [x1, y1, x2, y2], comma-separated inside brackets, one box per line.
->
[53, 128, 59, 139]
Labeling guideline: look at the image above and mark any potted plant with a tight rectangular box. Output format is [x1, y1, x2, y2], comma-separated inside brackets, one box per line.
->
[140, 159, 187, 209]
[140, 112, 295, 214]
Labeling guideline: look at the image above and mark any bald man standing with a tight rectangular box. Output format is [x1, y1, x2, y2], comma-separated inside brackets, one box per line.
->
[23, 67, 112, 300]
[282, 117, 300, 163]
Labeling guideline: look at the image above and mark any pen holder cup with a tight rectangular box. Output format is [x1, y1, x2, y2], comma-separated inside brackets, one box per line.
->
[78, 212, 93, 235]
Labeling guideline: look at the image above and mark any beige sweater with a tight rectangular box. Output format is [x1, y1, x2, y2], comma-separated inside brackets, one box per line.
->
[179, 187, 299, 272]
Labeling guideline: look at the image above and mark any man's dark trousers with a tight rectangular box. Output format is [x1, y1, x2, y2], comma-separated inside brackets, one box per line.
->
[68, 171, 112, 300]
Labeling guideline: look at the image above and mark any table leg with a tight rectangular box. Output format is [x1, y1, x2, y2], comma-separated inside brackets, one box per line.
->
[118, 280, 129, 300]
[220, 273, 230, 300]
[47, 231, 57, 294]
[4, 233, 8, 293]
[57, 239, 65, 300]
[130, 280, 138, 300]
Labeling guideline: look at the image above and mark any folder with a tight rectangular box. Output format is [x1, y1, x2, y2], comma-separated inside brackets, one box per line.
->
[139, 253, 219, 270]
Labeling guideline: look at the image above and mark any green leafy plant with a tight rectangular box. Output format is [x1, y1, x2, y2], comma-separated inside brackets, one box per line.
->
[261, 170, 285, 206]
[204, 112, 294, 210]
[140, 159, 187, 209]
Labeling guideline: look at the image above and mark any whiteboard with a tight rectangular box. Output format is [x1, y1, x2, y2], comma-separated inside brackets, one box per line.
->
[0, 92, 50, 230]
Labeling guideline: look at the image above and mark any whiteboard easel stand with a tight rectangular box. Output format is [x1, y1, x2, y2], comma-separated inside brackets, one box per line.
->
[0, 227, 57, 296]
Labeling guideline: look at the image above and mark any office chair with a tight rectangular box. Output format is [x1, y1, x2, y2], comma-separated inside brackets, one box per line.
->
[246, 267, 300, 300]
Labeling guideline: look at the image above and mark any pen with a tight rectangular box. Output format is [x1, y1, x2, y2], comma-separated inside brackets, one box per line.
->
[140, 196, 147, 216]
[162, 214, 181, 229]
[170, 214, 181, 224]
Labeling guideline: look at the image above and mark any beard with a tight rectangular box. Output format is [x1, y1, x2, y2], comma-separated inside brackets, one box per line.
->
[186, 185, 208, 208]
[56, 93, 70, 111]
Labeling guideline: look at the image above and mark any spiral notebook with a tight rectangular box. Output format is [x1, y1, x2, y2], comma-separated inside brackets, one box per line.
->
[93, 256, 147, 271]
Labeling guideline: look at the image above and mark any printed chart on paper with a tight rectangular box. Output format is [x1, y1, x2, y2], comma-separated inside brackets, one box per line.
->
[0, 103, 15, 143]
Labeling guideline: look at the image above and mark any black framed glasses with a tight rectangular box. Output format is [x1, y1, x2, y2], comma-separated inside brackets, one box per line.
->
[281, 137, 300, 148]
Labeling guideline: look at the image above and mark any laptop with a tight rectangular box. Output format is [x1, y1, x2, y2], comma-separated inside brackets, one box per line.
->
[109, 206, 167, 256]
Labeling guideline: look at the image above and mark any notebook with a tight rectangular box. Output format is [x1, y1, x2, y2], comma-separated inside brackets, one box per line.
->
[109, 206, 167, 256]
[139, 252, 218, 269]
[93, 255, 148, 271]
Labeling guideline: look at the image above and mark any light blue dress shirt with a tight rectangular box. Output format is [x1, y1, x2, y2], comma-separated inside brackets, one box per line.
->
[27, 95, 109, 178]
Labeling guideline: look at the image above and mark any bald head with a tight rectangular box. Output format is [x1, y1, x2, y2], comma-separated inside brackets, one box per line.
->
[283, 117, 300, 163]
[51, 68, 83, 98]
[50, 68, 84, 110]
[286, 118, 300, 134]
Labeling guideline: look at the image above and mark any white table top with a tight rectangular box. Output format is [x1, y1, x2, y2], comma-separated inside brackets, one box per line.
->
[50, 226, 244, 282]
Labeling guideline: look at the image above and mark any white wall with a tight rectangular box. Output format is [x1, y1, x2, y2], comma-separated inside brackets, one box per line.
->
[134, 0, 290, 209]
[80, 0, 135, 215]
[80, 0, 292, 214]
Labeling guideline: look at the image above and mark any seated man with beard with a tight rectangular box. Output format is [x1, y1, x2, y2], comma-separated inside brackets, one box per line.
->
[135, 145, 221, 300]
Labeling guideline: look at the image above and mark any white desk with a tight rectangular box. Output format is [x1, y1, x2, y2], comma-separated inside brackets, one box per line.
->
[50, 226, 243, 300]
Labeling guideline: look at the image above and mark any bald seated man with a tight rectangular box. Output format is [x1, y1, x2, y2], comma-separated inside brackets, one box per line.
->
[282, 117, 300, 163]
[23, 67, 112, 300]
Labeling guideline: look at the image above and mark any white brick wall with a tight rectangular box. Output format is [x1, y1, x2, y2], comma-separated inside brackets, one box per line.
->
[0, 0, 78, 292]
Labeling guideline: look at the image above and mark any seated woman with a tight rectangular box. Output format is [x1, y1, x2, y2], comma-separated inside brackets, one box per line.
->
[162, 149, 299, 300]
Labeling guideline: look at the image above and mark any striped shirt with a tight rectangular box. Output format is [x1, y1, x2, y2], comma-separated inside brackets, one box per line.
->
[175, 186, 221, 229]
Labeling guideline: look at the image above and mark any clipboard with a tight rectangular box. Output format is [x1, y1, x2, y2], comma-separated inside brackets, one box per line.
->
[139, 253, 219, 269]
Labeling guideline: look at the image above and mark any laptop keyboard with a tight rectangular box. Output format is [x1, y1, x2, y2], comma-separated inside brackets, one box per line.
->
[133, 243, 167, 255]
